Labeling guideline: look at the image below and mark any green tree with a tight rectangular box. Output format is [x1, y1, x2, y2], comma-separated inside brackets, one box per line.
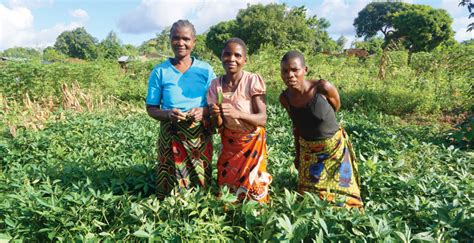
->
[353, 37, 384, 54]
[1, 47, 41, 59]
[192, 34, 215, 60]
[43, 46, 67, 62]
[206, 20, 238, 57]
[391, 5, 454, 57]
[336, 35, 348, 51]
[139, 27, 172, 56]
[354, 2, 408, 39]
[122, 44, 139, 57]
[54, 27, 98, 60]
[98, 31, 124, 60]
[355, 3, 454, 64]
[205, 3, 336, 56]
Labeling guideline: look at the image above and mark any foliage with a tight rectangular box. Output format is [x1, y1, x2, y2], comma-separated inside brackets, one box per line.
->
[1, 47, 472, 118]
[391, 5, 455, 54]
[1, 42, 473, 240]
[0, 107, 472, 241]
[139, 28, 172, 57]
[353, 37, 384, 55]
[448, 113, 474, 148]
[98, 31, 124, 60]
[122, 44, 139, 58]
[354, 2, 455, 60]
[0, 59, 156, 105]
[54, 27, 98, 60]
[354, 2, 408, 39]
[336, 35, 347, 51]
[205, 3, 337, 56]
[192, 34, 217, 61]
[42, 47, 67, 62]
[206, 20, 238, 57]
[0, 47, 41, 59]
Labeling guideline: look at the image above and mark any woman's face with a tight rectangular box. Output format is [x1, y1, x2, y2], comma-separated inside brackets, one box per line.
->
[280, 57, 307, 89]
[221, 42, 246, 74]
[170, 26, 195, 59]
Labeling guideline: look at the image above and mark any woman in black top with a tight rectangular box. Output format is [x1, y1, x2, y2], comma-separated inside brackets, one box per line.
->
[279, 50, 363, 208]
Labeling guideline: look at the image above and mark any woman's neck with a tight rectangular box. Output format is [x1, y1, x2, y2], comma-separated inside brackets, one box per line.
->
[171, 56, 192, 65]
[288, 80, 311, 95]
[224, 71, 244, 86]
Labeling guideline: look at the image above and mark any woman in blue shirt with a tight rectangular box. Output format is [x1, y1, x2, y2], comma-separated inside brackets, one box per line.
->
[146, 20, 216, 199]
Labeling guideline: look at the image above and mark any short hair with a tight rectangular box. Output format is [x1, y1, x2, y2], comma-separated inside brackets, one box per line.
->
[281, 50, 305, 66]
[222, 37, 247, 56]
[170, 19, 196, 38]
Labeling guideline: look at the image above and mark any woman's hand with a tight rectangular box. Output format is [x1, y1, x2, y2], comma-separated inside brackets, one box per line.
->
[209, 104, 221, 117]
[188, 107, 205, 121]
[221, 103, 241, 119]
[169, 108, 187, 122]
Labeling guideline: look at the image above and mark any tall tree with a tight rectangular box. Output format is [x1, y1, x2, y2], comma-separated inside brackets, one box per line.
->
[98, 31, 123, 59]
[123, 44, 139, 57]
[205, 3, 336, 56]
[54, 27, 98, 60]
[354, 2, 408, 39]
[139, 27, 172, 56]
[1, 47, 41, 59]
[43, 46, 66, 62]
[353, 37, 384, 54]
[192, 34, 215, 60]
[391, 5, 454, 56]
[206, 20, 238, 57]
[336, 35, 348, 50]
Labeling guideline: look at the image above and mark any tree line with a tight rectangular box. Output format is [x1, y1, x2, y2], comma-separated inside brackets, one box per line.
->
[1, 2, 468, 62]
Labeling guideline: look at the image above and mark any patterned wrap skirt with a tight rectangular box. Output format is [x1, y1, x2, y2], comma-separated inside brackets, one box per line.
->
[156, 120, 213, 199]
[217, 127, 272, 203]
[298, 128, 363, 208]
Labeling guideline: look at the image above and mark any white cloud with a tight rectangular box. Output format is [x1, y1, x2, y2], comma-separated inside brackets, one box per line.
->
[313, 0, 473, 43]
[117, 0, 274, 34]
[316, 0, 368, 37]
[8, 0, 54, 9]
[441, 0, 474, 41]
[453, 17, 474, 41]
[0, 3, 83, 51]
[71, 8, 89, 19]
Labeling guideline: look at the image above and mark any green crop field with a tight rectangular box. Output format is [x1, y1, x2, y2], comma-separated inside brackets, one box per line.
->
[1, 46, 473, 241]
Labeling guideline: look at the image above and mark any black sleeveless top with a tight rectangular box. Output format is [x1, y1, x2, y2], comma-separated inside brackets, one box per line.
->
[284, 91, 339, 141]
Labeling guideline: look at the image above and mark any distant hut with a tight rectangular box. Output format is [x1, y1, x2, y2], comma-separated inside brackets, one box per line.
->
[118, 56, 129, 70]
[343, 49, 369, 58]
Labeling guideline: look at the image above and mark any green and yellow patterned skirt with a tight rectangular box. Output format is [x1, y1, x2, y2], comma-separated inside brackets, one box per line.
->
[298, 128, 363, 208]
[155, 120, 212, 199]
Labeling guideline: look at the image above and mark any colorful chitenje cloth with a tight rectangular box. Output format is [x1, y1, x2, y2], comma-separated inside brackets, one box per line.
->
[155, 119, 212, 199]
[298, 128, 363, 208]
[217, 127, 272, 203]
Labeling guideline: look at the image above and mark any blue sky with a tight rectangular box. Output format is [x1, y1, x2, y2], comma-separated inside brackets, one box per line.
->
[1, 0, 473, 51]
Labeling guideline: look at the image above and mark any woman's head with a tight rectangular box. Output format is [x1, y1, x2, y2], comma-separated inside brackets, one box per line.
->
[169, 20, 196, 59]
[280, 51, 307, 89]
[221, 38, 247, 74]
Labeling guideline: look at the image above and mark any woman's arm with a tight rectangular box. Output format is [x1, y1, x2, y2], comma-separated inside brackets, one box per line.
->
[221, 94, 267, 127]
[146, 105, 187, 122]
[312, 79, 341, 112]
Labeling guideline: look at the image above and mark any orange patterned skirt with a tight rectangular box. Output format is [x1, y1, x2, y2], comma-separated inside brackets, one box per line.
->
[217, 127, 272, 203]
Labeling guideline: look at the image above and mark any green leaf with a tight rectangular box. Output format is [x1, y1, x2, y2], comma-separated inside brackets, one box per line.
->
[133, 230, 150, 238]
